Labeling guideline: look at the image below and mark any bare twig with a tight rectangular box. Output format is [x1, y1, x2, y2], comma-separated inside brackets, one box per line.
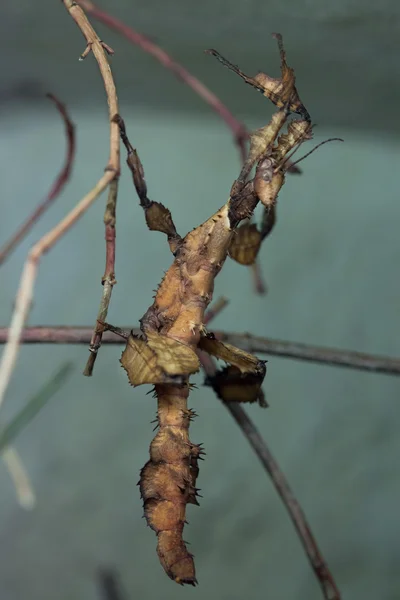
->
[226, 402, 340, 600]
[66, 1, 122, 377]
[0, 94, 76, 265]
[0, 0, 119, 502]
[2, 326, 399, 377]
[84, 178, 119, 376]
[76, 0, 248, 162]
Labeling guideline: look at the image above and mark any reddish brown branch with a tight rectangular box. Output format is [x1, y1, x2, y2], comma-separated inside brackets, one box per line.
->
[0, 94, 76, 265]
[76, 0, 248, 162]
[0, 327, 399, 376]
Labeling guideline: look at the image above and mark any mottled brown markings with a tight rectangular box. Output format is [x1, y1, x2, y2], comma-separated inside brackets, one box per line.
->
[115, 33, 315, 585]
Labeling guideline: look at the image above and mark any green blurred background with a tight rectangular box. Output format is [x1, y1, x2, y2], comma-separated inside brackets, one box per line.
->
[0, 1, 400, 599]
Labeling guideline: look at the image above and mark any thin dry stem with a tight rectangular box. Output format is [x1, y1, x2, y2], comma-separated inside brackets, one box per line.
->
[4, 327, 399, 377]
[64, 0, 121, 375]
[84, 178, 119, 376]
[0, 0, 119, 501]
[0, 94, 76, 265]
[226, 402, 340, 600]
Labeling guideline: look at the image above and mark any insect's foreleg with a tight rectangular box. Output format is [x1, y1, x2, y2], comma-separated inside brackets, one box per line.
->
[114, 115, 181, 254]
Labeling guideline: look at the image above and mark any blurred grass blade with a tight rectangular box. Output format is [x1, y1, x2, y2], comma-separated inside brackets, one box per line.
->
[0, 362, 73, 454]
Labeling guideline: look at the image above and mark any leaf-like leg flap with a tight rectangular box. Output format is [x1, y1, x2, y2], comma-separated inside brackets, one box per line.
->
[198, 332, 266, 377]
[121, 332, 200, 386]
[205, 365, 266, 407]
[228, 223, 262, 265]
[113, 115, 181, 253]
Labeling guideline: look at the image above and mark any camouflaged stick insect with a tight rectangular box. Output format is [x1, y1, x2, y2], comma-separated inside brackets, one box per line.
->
[111, 34, 313, 585]
[208, 35, 312, 270]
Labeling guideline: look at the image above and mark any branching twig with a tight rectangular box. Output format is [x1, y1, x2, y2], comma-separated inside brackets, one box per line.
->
[76, 0, 248, 162]
[2, 327, 399, 376]
[0, 0, 119, 502]
[64, 0, 121, 375]
[0, 94, 76, 265]
[84, 178, 119, 376]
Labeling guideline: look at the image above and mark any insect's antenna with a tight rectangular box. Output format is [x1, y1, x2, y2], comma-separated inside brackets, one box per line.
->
[274, 123, 315, 172]
[283, 138, 344, 171]
[277, 134, 309, 171]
